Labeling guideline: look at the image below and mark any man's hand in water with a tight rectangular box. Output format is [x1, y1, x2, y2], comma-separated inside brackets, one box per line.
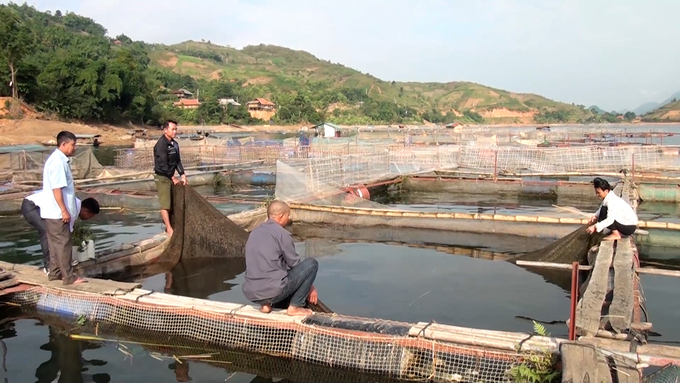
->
[308, 285, 318, 305]
[586, 225, 597, 234]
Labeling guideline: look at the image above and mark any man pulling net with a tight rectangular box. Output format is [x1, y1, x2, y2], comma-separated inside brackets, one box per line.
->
[158, 185, 331, 314]
[242, 201, 321, 316]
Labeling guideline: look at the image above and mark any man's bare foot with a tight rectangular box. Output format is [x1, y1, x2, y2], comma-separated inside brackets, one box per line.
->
[73, 278, 88, 284]
[603, 231, 622, 241]
[286, 306, 313, 316]
[259, 304, 272, 313]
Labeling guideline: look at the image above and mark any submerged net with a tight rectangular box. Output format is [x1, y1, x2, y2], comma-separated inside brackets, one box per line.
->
[160, 184, 332, 313]
[162, 185, 249, 260]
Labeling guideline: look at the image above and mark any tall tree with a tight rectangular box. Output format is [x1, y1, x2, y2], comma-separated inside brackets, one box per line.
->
[0, 6, 34, 100]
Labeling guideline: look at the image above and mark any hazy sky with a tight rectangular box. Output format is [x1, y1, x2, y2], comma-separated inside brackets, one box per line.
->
[11, 0, 680, 111]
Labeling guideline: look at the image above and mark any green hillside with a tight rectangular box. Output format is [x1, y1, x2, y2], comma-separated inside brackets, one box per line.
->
[0, 4, 605, 125]
[150, 41, 595, 124]
[642, 100, 680, 122]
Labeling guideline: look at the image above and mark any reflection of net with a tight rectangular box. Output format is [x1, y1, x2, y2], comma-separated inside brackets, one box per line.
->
[27, 309, 406, 383]
[13, 286, 528, 382]
[302, 239, 341, 259]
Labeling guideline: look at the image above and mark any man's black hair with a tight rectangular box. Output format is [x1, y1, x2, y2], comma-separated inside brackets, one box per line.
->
[162, 120, 178, 130]
[592, 177, 611, 191]
[56, 131, 77, 147]
[81, 198, 100, 214]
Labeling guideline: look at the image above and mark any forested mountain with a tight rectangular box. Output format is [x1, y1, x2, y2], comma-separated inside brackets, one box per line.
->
[0, 3, 626, 125]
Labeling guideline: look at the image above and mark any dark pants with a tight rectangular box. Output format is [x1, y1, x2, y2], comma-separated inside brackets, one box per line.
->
[45, 218, 77, 285]
[597, 206, 637, 236]
[21, 199, 50, 269]
[265, 258, 319, 309]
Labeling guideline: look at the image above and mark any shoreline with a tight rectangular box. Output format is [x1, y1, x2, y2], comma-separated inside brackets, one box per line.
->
[0, 118, 679, 147]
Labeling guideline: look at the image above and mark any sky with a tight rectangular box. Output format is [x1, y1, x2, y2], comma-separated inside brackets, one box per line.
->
[9, 0, 680, 111]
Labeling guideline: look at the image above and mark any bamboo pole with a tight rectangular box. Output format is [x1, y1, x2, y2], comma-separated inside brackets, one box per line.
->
[515, 260, 680, 278]
[287, 203, 680, 231]
[75, 161, 265, 184]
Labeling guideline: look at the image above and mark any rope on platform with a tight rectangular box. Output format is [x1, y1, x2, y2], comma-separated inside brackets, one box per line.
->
[135, 290, 155, 303]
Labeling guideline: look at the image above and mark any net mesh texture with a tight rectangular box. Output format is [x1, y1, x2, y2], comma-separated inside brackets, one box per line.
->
[115, 141, 680, 176]
[10, 286, 530, 383]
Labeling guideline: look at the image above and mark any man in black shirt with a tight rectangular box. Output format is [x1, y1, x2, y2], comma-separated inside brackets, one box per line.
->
[153, 120, 187, 236]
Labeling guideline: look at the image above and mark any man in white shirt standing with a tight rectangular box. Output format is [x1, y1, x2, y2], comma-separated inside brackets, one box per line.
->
[21, 192, 100, 273]
[586, 177, 638, 241]
[41, 131, 87, 284]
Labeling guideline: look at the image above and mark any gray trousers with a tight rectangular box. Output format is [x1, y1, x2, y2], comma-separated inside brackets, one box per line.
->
[44, 218, 77, 285]
[21, 199, 50, 269]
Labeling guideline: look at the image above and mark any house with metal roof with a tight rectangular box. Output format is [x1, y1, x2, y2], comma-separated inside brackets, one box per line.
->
[311, 122, 342, 138]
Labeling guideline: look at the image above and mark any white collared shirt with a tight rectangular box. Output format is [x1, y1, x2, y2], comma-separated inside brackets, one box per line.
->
[39, 149, 77, 227]
[594, 191, 638, 232]
[26, 191, 82, 232]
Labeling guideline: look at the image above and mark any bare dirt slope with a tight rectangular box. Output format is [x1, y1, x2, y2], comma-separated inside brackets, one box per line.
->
[0, 118, 135, 146]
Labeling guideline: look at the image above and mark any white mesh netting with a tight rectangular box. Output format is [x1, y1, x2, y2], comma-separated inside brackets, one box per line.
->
[116, 143, 680, 176]
[11, 287, 532, 382]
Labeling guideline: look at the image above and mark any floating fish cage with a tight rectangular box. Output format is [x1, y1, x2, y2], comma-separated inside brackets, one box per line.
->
[8, 286, 556, 382]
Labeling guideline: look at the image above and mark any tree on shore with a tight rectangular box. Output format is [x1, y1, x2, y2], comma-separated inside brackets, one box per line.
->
[0, 6, 34, 101]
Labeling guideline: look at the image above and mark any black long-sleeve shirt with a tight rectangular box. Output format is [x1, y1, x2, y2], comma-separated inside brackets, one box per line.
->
[153, 135, 185, 179]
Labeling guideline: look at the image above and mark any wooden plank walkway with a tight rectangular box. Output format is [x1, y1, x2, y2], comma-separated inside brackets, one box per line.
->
[0, 261, 140, 296]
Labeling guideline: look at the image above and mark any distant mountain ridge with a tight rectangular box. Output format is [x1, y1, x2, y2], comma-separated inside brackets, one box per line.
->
[634, 91, 680, 115]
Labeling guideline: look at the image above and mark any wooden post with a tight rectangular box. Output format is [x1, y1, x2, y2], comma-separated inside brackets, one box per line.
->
[560, 342, 600, 383]
[493, 150, 498, 181]
[631, 153, 635, 182]
[569, 262, 578, 341]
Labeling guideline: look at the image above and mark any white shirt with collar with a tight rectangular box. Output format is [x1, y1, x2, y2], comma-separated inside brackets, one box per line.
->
[594, 191, 638, 233]
[26, 191, 82, 232]
[39, 149, 77, 228]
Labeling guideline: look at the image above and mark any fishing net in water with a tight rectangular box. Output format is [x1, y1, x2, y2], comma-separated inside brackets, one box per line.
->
[161, 185, 249, 260]
[643, 364, 680, 383]
[159, 184, 332, 313]
[515, 180, 633, 266]
[516, 225, 603, 264]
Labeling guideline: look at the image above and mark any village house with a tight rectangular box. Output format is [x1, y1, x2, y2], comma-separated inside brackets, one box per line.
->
[173, 99, 201, 109]
[311, 122, 342, 138]
[219, 98, 241, 107]
[245, 98, 276, 120]
[172, 89, 194, 99]
[246, 98, 276, 112]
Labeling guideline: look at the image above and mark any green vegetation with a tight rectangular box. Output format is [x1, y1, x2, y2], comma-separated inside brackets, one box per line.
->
[642, 99, 680, 122]
[509, 321, 560, 383]
[0, 3, 635, 126]
[72, 222, 94, 252]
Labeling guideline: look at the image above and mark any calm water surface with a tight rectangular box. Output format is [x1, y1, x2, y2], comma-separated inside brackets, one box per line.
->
[1, 189, 680, 381]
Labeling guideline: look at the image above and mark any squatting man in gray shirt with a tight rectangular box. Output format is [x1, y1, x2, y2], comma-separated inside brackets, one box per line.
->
[242, 200, 320, 316]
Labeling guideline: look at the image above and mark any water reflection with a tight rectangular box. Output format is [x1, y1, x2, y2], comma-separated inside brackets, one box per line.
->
[36, 326, 110, 383]
[163, 257, 246, 299]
